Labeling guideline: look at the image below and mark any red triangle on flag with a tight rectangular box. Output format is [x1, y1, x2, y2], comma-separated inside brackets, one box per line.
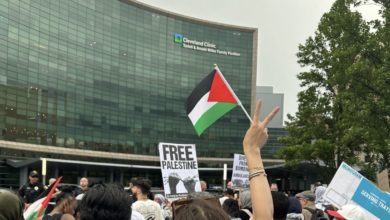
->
[208, 71, 237, 103]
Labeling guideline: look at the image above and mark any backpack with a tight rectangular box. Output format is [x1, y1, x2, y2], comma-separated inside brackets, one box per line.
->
[304, 207, 327, 220]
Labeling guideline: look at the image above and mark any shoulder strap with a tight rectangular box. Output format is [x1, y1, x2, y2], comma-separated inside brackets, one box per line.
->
[241, 208, 253, 217]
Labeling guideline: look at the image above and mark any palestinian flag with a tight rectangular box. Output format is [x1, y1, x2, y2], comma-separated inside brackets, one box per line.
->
[185, 68, 238, 135]
[24, 176, 63, 220]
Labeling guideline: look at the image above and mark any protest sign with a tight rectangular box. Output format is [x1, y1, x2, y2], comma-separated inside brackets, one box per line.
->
[323, 162, 390, 220]
[231, 154, 249, 188]
[158, 143, 201, 199]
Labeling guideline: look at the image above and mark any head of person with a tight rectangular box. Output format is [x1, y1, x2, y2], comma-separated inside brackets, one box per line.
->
[200, 180, 207, 192]
[78, 184, 131, 220]
[296, 190, 315, 208]
[270, 183, 279, 192]
[48, 178, 57, 186]
[272, 191, 289, 220]
[239, 190, 252, 209]
[226, 181, 233, 189]
[222, 198, 240, 218]
[327, 204, 365, 220]
[287, 196, 302, 214]
[174, 199, 230, 220]
[0, 190, 24, 220]
[54, 188, 77, 215]
[131, 178, 152, 199]
[129, 177, 139, 188]
[79, 177, 89, 190]
[28, 170, 39, 184]
[223, 188, 234, 198]
[154, 194, 167, 208]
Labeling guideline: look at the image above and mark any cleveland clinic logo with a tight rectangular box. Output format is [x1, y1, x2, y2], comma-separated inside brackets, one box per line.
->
[173, 33, 241, 57]
[174, 33, 183, 43]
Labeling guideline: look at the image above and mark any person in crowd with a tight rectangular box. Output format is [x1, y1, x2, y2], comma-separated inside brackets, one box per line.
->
[220, 188, 235, 205]
[222, 198, 241, 220]
[78, 184, 131, 220]
[271, 183, 279, 192]
[18, 170, 45, 208]
[38, 188, 77, 220]
[200, 180, 207, 192]
[174, 198, 230, 220]
[131, 210, 145, 220]
[296, 190, 328, 220]
[286, 196, 304, 220]
[0, 190, 24, 220]
[75, 177, 89, 200]
[313, 181, 322, 192]
[238, 190, 253, 220]
[242, 100, 279, 219]
[272, 191, 289, 220]
[131, 178, 164, 220]
[44, 178, 58, 190]
[327, 204, 365, 220]
[79, 177, 89, 192]
[154, 194, 172, 220]
[227, 181, 233, 189]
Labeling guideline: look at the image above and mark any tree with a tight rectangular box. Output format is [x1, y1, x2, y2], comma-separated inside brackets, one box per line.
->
[278, 0, 375, 181]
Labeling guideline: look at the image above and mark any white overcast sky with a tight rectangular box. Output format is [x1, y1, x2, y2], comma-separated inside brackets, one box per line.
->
[137, 0, 381, 123]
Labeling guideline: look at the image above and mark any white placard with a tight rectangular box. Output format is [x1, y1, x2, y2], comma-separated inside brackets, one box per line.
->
[323, 162, 390, 220]
[158, 143, 201, 199]
[231, 153, 249, 188]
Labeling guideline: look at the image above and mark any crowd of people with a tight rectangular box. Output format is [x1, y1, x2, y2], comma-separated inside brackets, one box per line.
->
[0, 101, 368, 220]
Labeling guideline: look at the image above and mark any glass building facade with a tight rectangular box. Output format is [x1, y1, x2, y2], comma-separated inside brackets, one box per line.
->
[0, 0, 257, 161]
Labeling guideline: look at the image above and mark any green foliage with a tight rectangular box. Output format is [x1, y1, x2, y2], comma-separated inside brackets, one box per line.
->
[279, 0, 390, 181]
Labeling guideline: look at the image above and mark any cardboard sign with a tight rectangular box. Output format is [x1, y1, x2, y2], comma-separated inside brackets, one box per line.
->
[231, 154, 249, 188]
[158, 143, 201, 199]
[323, 162, 390, 220]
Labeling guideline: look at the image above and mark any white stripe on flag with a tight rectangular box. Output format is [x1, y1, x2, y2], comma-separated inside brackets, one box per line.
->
[24, 197, 45, 220]
[188, 92, 217, 125]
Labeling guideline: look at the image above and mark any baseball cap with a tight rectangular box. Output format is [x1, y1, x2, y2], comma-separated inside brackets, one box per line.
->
[296, 190, 315, 201]
[29, 170, 39, 177]
[327, 204, 365, 220]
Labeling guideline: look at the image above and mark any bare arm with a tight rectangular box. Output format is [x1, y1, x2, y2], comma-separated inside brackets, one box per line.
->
[61, 214, 75, 220]
[243, 101, 279, 220]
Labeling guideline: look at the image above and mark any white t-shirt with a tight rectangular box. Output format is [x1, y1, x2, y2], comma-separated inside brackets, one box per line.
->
[131, 210, 145, 220]
[132, 199, 164, 220]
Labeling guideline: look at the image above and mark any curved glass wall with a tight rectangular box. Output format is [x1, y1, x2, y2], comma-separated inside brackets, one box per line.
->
[0, 0, 256, 158]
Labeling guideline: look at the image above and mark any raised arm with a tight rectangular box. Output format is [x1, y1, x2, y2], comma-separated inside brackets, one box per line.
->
[243, 101, 279, 220]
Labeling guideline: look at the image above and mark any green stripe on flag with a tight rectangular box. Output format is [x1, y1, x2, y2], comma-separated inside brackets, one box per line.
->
[194, 102, 237, 135]
[25, 210, 38, 220]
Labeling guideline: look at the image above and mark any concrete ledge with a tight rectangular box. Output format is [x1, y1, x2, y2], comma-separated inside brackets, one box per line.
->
[0, 140, 285, 164]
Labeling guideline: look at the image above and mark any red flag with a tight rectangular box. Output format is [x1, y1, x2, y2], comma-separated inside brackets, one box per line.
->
[36, 176, 63, 217]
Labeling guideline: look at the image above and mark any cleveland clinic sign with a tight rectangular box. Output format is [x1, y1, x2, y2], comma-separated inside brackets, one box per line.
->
[174, 33, 241, 57]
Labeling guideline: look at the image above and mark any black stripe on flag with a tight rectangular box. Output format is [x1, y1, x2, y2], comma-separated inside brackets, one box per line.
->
[185, 70, 216, 114]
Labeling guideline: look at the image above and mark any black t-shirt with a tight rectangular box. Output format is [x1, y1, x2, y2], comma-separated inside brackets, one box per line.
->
[18, 181, 45, 203]
[239, 208, 253, 220]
